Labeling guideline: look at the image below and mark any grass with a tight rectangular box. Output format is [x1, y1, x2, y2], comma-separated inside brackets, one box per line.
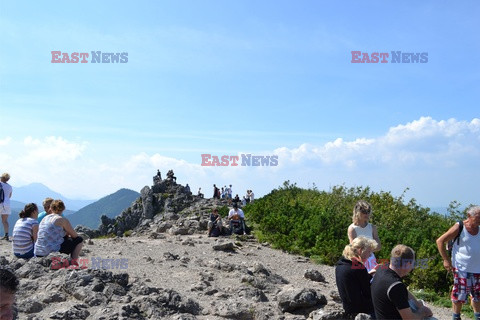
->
[94, 233, 116, 239]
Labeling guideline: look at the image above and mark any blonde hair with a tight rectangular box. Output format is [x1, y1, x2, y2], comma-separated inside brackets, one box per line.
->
[343, 236, 378, 260]
[1, 173, 10, 182]
[50, 200, 66, 214]
[352, 200, 372, 224]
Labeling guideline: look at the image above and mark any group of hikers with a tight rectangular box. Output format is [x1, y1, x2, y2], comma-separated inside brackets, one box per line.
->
[0, 173, 84, 261]
[3, 169, 480, 319]
[207, 202, 247, 237]
[335, 200, 480, 320]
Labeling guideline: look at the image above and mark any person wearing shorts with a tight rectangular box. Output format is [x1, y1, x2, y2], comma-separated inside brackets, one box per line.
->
[0, 173, 13, 241]
[437, 206, 480, 320]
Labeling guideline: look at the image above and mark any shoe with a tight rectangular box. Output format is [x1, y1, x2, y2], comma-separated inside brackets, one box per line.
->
[2, 235, 9, 241]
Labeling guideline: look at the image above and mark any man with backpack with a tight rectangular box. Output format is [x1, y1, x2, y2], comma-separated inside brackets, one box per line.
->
[0, 173, 13, 241]
[436, 206, 480, 320]
[228, 202, 246, 235]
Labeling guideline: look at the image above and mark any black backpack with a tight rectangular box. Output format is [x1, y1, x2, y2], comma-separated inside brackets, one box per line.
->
[0, 183, 4, 204]
[447, 221, 464, 253]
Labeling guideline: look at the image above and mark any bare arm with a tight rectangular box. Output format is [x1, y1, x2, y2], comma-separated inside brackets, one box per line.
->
[347, 225, 356, 243]
[436, 223, 460, 271]
[372, 225, 381, 252]
[32, 224, 39, 242]
[55, 217, 79, 238]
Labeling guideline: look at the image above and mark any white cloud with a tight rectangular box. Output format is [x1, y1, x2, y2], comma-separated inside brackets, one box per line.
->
[22, 136, 87, 163]
[2, 117, 479, 207]
[274, 117, 480, 169]
[0, 137, 12, 146]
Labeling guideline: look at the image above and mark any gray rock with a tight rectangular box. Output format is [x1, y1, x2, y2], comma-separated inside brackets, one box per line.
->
[304, 269, 326, 282]
[213, 242, 235, 251]
[277, 287, 326, 312]
[20, 299, 43, 314]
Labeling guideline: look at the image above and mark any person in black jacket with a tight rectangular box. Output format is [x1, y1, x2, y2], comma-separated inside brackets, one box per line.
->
[335, 236, 378, 318]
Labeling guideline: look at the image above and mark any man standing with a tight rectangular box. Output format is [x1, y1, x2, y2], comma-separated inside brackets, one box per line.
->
[0, 173, 13, 241]
[437, 206, 480, 320]
[371, 244, 433, 319]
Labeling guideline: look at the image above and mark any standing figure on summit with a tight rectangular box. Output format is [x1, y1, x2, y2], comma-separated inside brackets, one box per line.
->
[1, 173, 13, 241]
[213, 184, 220, 199]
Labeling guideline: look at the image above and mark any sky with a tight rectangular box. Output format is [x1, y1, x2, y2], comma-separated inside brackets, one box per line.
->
[0, 1, 479, 209]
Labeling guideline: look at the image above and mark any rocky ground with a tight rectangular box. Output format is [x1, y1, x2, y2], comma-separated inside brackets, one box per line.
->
[0, 175, 460, 319]
[0, 233, 456, 320]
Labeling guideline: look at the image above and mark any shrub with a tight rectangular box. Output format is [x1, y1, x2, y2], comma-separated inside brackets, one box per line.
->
[244, 181, 460, 293]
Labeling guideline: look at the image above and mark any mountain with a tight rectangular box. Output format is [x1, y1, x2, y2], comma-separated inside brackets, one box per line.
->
[13, 183, 96, 211]
[67, 188, 140, 229]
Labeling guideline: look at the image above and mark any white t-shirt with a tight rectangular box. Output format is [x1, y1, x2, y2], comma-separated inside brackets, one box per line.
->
[228, 208, 245, 219]
[0, 181, 12, 207]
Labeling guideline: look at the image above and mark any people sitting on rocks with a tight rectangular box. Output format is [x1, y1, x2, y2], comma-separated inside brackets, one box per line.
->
[335, 236, 377, 318]
[34, 200, 84, 260]
[0, 268, 18, 320]
[197, 188, 204, 198]
[228, 202, 246, 235]
[166, 170, 176, 183]
[232, 194, 240, 206]
[185, 184, 191, 194]
[207, 208, 223, 237]
[37, 197, 54, 223]
[12, 203, 39, 259]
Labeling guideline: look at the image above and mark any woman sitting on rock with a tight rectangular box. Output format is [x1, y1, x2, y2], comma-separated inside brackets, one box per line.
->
[34, 200, 83, 260]
[335, 236, 378, 318]
[12, 203, 39, 259]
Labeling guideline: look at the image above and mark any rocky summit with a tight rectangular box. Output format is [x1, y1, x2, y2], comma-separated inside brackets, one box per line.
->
[0, 172, 452, 319]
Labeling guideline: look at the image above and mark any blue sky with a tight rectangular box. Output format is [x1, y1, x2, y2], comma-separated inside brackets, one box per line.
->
[1, 1, 479, 208]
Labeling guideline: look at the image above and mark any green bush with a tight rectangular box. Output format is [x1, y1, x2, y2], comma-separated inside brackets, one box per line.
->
[244, 181, 462, 293]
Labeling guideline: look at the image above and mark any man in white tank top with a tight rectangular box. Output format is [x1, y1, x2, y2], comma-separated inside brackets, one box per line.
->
[436, 206, 480, 320]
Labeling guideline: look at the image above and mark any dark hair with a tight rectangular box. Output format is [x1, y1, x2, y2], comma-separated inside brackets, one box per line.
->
[19, 203, 38, 218]
[0, 268, 19, 293]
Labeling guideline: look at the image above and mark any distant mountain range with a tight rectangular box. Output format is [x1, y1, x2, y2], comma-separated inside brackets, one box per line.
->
[13, 183, 96, 211]
[2, 183, 139, 236]
[67, 188, 140, 229]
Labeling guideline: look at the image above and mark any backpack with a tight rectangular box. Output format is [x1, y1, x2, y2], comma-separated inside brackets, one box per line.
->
[230, 220, 244, 235]
[0, 183, 4, 204]
[447, 221, 464, 253]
